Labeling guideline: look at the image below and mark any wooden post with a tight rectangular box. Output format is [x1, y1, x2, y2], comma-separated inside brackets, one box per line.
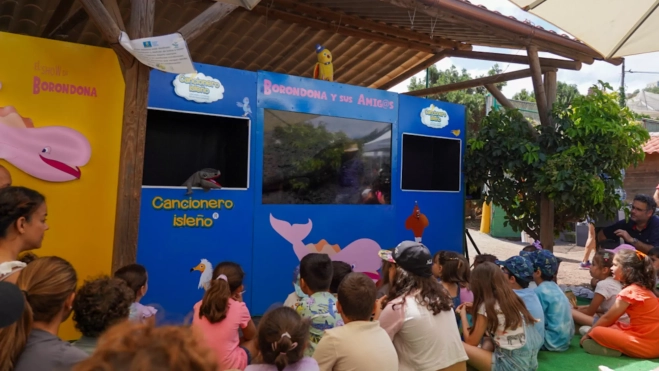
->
[80, 0, 241, 271]
[110, 0, 155, 271]
[528, 45, 556, 251]
[484, 84, 514, 109]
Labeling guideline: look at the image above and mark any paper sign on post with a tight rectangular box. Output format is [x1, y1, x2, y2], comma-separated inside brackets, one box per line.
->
[119, 32, 196, 74]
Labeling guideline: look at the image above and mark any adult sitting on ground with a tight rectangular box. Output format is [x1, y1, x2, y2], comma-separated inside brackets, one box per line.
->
[598, 195, 658, 253]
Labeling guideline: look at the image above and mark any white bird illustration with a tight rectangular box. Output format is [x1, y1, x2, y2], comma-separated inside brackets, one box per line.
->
[190, 259, 213, 290]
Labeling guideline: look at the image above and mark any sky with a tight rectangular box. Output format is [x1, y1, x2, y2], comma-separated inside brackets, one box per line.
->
[387, 0, 659, 98]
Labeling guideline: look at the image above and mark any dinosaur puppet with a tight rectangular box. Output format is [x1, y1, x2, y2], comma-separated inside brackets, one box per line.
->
[182, 168, 221, 195]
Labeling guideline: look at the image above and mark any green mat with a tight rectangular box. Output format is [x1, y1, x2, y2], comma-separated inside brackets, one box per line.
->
[537, 335, 659, 371]
[538, 297, 659, 371]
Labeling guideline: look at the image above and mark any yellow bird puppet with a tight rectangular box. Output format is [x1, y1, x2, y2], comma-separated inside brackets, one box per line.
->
[313, 44, 334, 82]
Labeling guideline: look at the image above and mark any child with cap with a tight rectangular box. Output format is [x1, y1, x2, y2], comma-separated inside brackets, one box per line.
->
[314, 273, 398, 371]
[523, 249, 574, 352]
[376, 241, 468, 371]
[496, 256, 545, 346]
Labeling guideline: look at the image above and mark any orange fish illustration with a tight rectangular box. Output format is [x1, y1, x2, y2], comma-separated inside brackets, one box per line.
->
[405, 201, 429, 242]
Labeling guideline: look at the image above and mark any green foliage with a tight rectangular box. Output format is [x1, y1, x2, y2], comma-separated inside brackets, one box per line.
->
[512, 89, 536, 102]
[466, 82, 650, 240]
[512, 82, 580, 106]
[645, 86, 659, 94]
[408, 64, 505, 131]
[264, 122, 350, 191]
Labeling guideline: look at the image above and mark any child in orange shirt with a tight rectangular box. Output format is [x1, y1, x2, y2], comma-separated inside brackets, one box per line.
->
[581, 249, 659, 358]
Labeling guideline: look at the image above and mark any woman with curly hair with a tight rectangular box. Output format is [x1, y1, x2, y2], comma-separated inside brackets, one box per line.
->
[72, 276, 135, 354]
[73, 321, 218, 371]
[375, 241, 468, 371]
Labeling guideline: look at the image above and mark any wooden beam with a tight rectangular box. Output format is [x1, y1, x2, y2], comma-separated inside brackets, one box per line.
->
[447, 50, 581, 70]
[544, 70, 558, 110]
[484, 84, 514, 109]
[77, 0, 133, 69]
[46, 6, 88, 38]
[110, 0, 155, 272]
[527, 46, 550, 128]
[179, 2, 239, 44]
[101, 0, 125, 31]
[41, 0, 76, 38]
[380, 0, 600, 65]
[251, 6, 442, 54]
[541, 70, 557, 252]
[271, 0, 470, 51]
[486, 84, 539, 137]
[378, 52, 448, 90]
[404, 67, 555, 96]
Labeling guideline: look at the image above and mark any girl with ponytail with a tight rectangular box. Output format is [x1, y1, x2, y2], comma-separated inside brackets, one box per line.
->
[581, 249, 659, 358]
[246, 306, 318, 371]
[0, 256, 87, 371]
[193, 261, 258, 370]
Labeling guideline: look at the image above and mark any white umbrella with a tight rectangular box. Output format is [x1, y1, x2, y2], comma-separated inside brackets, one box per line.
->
[509, 0, 659, 58]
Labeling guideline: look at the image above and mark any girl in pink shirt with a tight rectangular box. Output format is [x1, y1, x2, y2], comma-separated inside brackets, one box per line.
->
[193, 262, 258, 370]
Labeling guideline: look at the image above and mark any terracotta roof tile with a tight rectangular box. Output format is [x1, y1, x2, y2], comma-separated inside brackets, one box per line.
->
[643, 133, 659, 154]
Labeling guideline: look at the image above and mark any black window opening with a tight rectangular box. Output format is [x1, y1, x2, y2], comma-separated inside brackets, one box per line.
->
[262, 109, 392, 205]
[142, 109, 250, 189]
[401, 133, 461, 192]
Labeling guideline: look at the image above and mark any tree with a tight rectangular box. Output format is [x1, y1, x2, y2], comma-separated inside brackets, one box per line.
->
[408, 64, 505, 132]
[644, 86, 659, 94]
[466, 82, 649, 243]
[512, 82, 580, 106]
[512, 89, 536, 102]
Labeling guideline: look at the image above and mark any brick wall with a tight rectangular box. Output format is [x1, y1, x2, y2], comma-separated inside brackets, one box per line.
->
[624, 153, 659, 200]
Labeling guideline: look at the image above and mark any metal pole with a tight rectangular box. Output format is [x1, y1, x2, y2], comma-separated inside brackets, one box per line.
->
[620, 59, 626, 107]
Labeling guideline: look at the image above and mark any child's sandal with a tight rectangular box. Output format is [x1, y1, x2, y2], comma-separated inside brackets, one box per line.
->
[582, 339, 622, 357]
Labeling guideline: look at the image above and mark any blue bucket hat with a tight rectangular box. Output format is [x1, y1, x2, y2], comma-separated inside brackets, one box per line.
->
[520, 249, 558, 277]
[496, 256, 534, 282]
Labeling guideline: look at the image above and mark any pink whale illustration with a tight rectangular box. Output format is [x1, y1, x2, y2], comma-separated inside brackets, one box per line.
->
[0, 106, 91, 182]
[269, 214, 383, 280]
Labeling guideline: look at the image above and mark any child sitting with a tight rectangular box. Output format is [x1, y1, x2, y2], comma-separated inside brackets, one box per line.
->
[114, 264, 157, 324]
[433, 251, 474, 307]
[293, 253, 343, 356]
[192, 261, 258, 370]
[582, 250, 659, 358]
[648, 247, 659, 296]
[496, 255, 545, 346]
[245, 307, 319, 371]
[72, 276, 134, 354]
[283, 265, 306, 307]
[572, 250, 627, 332]
[329, 261, 353, 295]
[457, 262, 542, 371]
[471, 254, 498, 269]
[523, 249, 574, 352]
[377, 241, 467, 370]
[314, 273, 397, 371]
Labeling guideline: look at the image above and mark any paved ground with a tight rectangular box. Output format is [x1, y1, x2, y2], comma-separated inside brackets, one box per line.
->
[465, 228, 592, 287]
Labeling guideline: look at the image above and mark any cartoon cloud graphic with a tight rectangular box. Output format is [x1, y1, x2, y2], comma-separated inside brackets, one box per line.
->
[0, 106, 92, 182]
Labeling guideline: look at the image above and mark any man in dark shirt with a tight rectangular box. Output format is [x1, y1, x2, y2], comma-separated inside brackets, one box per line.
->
[598, 194, 659, 253]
